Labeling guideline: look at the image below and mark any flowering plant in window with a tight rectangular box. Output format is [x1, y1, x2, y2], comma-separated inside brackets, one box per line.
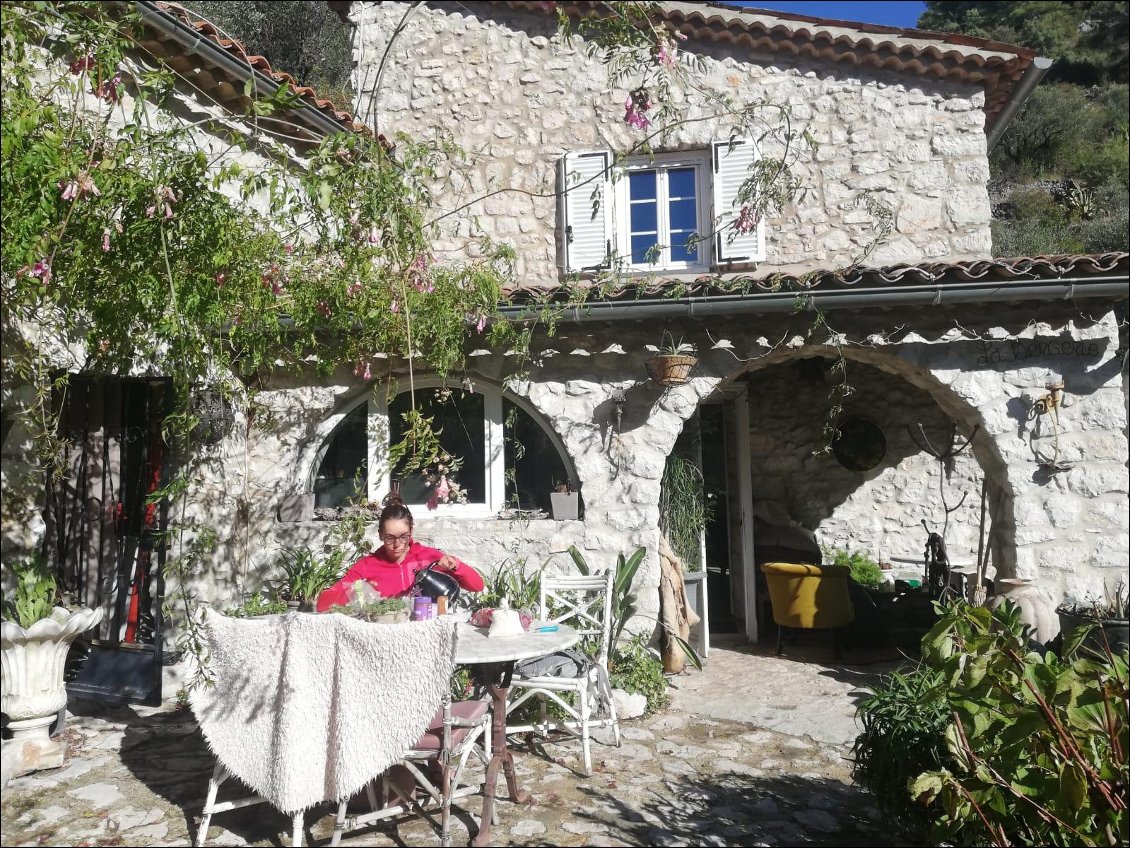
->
[422, 452, 469, 510]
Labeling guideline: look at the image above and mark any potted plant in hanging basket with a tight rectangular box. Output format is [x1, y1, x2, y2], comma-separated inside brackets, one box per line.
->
[550, 481, 580, 520]
[2, 559, 103, 782]
[646, 333, 697, 387]
[1055, 580, 1130, 655]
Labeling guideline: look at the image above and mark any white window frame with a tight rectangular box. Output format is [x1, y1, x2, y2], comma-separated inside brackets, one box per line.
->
[613, 150, 712, 273]
[307, 380, 573, 521]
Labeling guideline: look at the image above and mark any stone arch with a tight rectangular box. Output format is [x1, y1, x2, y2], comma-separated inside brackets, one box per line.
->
[725, 342, 1017, 578]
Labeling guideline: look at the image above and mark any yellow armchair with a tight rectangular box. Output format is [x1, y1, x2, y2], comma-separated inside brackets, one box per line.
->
[761, 562, 855, 657]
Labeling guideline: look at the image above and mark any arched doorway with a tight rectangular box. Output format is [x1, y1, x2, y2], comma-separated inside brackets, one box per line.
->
[699, 346, 1012, 644]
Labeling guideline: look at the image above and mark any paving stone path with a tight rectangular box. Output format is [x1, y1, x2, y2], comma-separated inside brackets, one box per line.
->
[2, 637, 909, 847]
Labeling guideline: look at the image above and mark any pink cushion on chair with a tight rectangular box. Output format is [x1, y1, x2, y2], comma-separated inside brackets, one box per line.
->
[411, 700, 489, 750]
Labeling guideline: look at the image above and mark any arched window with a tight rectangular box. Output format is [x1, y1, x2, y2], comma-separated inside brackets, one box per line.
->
[312, 383, 572, 517]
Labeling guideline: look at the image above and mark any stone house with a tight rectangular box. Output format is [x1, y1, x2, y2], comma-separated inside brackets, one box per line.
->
[3, 1, 1127, 701]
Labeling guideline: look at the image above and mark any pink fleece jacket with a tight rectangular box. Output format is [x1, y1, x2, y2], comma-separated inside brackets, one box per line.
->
[315, 542, 484, 612]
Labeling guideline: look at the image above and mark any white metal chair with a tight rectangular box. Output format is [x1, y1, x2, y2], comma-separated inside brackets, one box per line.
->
[331, 636, 493, 847]
[505, 571, 620, 775]
[197, 765, 305, 846]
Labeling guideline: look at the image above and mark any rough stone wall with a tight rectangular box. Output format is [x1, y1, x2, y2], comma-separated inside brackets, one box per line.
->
[200, 302, 1129, 641]
[745, 359, 985, 565]
[348, 1, 993, 282]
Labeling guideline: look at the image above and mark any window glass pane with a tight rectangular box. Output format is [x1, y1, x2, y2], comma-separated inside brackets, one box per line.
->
[628, 201, 657, 234]
[669, 198, 697, 232]
[670, 233, 699, 263]
[629, 170, 657, 200]
[631, 233, 659, 264]
[388, 389, 485, 505]
[314, 403, 367, 508]
[503, 400, 568, 513]
[667, 167, 696, 199]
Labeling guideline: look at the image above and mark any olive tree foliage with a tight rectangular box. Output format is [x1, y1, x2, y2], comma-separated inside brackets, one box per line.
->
[184, 1, 354, 104]
[920, 2, 1129, 255]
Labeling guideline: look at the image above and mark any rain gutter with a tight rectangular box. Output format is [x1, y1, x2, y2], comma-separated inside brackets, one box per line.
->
[133, 0, 349, 139]
[986, 56, 1054, 152]
[498, 275, 1128, 323]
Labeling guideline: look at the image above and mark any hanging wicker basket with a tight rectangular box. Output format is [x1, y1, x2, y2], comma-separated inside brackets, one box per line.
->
[645, 354, 698, 387]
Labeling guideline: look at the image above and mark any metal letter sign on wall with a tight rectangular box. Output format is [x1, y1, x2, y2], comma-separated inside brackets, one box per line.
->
[48, 375, 172, 705]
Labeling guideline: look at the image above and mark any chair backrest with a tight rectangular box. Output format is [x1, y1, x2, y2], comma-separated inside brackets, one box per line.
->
[539, 572, 615, 667]
[760, 562, 854, 629]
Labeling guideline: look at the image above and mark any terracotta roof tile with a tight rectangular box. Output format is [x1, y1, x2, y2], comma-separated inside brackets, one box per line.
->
[505, 253, 1130, 302]
[132, 2, 374, 142]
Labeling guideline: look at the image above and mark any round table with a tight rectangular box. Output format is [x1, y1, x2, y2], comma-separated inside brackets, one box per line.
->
[454, 621, 578, 847]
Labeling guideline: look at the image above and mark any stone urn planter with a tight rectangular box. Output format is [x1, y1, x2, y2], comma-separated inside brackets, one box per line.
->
[2, 606, 103, 780]
[988, 579, 1057, 644]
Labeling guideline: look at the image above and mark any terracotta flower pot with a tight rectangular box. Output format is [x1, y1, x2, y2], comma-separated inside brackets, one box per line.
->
[645, 354, 697, 387]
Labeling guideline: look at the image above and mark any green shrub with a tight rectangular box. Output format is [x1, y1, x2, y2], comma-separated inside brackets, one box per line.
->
[828, 548, 884, 590]
[610, 635, 669, 714]
[853, 599, 1129, 847]
[852, 663, 954, 840]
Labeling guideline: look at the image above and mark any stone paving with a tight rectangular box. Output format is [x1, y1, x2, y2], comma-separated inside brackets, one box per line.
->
[1, 635, 911, 847]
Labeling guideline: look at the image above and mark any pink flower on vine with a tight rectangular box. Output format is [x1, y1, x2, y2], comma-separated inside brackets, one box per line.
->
[283, 243, 294, 255]
[353, 361, 372, 380]
[435, 475, 451, 502]
[96, 73, 122, 104]
[426, 494, 439, 511]
[476, 314, 487, 334]
[316, 301, 332, 317]
[735, 204, 760, 235]
[69, 55, 94, 75]
[102, 230, 111, 252]
[347, 281, 363, 297]
[657, 38, 678, 69]
[624, 89, 653, 130]
[29, 260, 52, 284]
[390, 300, 400, 314]
[59, 172, 100, 201]
[409, 254, 433, 293]
[214, 272, 226, 286]
[368, 226, 381, 245]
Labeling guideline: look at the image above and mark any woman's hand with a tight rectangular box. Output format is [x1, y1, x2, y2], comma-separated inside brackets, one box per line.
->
[437, 554, 458, 573]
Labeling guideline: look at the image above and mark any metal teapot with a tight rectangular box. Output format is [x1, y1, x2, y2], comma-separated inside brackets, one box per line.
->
[412, 561, 461, 608]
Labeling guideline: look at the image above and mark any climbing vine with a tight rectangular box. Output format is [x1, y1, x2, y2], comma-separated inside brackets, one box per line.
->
[2, 0, 896, 680]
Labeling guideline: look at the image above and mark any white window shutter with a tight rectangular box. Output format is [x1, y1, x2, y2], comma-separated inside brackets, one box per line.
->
[560, 151, 612, 273]
[712, 138, 765, 264]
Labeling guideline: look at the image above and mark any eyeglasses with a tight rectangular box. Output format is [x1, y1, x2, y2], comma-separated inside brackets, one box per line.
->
[381, 532, 412, 546]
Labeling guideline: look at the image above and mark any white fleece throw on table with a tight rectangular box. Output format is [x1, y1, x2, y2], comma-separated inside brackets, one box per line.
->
[190, 610, 455, 813]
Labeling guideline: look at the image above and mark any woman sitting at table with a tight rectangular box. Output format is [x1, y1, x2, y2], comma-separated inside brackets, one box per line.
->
[315, 492, 484, 612]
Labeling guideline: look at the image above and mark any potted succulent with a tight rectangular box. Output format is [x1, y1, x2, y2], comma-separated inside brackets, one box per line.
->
[645, 332, 697, 387]
[1056, 580, 1129, 654]
[550, 480, 580, 521]
[2, 559, 103, 781]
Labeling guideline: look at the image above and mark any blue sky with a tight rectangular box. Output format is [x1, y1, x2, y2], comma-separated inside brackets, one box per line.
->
[729, 2, 928, 30]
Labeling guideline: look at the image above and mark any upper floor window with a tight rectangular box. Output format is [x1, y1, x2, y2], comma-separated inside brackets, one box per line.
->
[561, 138, 765, 275]
[312, 383, 572, 518]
